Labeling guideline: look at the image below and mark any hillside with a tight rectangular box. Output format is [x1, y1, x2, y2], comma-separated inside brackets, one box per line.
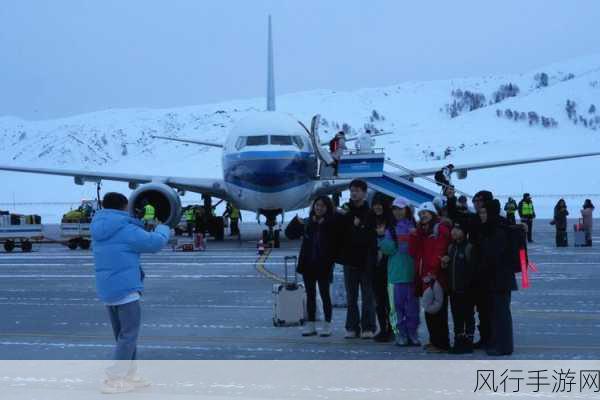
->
[1, 53, 600, 221]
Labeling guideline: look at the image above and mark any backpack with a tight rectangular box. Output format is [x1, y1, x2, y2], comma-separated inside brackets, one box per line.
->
[329, 138, 338, 153]
[284, 216, 305, 240]
[504, 224, 528, 274]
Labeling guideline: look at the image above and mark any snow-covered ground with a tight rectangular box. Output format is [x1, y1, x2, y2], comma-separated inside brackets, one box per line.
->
[2, 53, 600, 221]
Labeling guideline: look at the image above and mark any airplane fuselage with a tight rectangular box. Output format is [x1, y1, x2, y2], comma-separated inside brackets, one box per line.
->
[220, 112, 319, 214]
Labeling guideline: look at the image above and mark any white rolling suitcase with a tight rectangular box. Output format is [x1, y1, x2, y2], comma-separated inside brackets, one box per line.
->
[272, 256, 306, 326]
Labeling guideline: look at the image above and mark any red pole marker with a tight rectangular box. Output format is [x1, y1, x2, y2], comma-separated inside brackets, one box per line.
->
[519, 248, 529, 289]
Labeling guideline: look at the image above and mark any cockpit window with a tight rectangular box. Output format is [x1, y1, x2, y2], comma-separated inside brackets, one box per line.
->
[270, 135, 293, 145]
[246, 135, 269, 146]
[235, 135, 306, 150]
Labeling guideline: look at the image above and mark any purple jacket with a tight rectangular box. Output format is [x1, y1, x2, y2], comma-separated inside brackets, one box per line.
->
[385, 219, 415, 254]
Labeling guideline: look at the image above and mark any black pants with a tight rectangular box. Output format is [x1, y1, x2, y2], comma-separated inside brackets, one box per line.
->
[555, 228, 568, 247]
[473, 286, 491, 345]
[489, 291, 514, 355]
[343, 266, 376, 333]
[425, 294, 450, 350]
[373, 259, 391, 333]
[507, 214, 516, 225]
[230, 218, 240, 236]
[450, 291, 475, 337]
[304, 275, 332, 322]
[523, 218, 533, 242]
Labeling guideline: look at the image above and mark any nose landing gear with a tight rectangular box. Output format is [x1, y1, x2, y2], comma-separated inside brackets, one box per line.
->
[260, 209, 282, 249]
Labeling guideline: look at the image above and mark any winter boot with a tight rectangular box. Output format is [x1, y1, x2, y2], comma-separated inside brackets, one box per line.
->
[320, 321, 332, 337]
[302, 321, 317, 337]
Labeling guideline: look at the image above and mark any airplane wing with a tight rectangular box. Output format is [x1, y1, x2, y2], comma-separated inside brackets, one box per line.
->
[151, 135, 224, 148]
[407, 151, 600, 179]
[0, 164, 230, 199]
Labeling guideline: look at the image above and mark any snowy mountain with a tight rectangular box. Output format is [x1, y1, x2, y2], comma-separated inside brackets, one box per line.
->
[2, 53, 600, 221]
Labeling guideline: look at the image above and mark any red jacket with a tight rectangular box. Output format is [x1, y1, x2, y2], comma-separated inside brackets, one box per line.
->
[409, 220, 451, 296]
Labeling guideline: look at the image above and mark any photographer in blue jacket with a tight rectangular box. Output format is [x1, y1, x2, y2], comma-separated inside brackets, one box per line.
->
[91, 192, 170, 393]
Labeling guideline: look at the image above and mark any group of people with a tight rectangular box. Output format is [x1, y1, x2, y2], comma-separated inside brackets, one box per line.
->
[181, 202, 241, 238]
[503, 194, 595, 247]
[551, 198, 595, 247]
[296, 179, 520, 356]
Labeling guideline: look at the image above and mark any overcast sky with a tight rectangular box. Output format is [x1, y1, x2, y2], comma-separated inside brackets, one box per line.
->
[1, 0, 599, 120]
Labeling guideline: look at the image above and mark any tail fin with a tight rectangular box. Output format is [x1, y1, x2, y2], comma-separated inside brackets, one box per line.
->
[266, 15, 276, 111]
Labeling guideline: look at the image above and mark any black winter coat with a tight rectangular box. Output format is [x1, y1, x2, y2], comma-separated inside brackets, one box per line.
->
[553, 206, 569, 231]
[297, 217, 336, 280]
[479, 226, 518, 292]
[448, 241, 474, 293]
[334, 202, 377, 269]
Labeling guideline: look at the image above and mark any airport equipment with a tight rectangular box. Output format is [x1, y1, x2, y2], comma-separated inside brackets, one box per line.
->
[0, 211, 43, 252]
[59, 200, 99, 250]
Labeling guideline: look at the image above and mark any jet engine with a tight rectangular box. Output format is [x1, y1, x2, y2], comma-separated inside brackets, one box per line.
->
[128, 183, 182, 228]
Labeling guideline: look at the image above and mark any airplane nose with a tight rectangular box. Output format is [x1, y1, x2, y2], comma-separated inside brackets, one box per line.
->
[225, 153, 316, 191]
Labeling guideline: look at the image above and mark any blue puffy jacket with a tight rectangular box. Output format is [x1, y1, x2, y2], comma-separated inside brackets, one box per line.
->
[91, 209, 170, 303]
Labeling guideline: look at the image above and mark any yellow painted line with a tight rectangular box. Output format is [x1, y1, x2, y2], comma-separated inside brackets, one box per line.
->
[254, 248, 285, 283]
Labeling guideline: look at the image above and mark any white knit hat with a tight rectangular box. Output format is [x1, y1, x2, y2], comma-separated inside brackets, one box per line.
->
[419, 201, 438, 216]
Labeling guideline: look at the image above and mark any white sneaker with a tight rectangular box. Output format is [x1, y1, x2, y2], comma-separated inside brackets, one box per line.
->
[302, 321, 317, 336]
[344, 329, 360, 339]
[126, 374, 151, 388]
[320, 322, 332, 337]
[101, 378, 136, 394]
[361, 330, 375, 339]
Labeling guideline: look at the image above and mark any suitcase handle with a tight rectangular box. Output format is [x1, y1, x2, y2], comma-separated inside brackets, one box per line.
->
[283, 255, 298, 285]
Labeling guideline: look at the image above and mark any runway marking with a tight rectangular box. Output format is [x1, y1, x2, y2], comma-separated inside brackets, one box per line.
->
[0, 253, 281, 259]
[1, 336, 600, 355]
[0, 262, 287, 268]
[0, 302, 271, 309]
[0, 274, 261, 279]
[254, 249, 285, 284]
[534, 262, 600, 265]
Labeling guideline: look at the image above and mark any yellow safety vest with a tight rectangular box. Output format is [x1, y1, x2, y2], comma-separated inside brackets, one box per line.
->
[184, 209, 195, 222]
[230, 207, 240, 220]
[505, 202, 517, 215]
[521, 202, 534, 217]
[143, 204, 156, 221]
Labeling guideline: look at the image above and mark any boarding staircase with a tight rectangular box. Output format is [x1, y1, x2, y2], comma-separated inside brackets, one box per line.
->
[305, 114, 441, 205]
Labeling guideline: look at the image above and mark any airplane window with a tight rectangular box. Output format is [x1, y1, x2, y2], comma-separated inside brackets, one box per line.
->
[270, 135, 293, 145]
[246, 135, 269, 146]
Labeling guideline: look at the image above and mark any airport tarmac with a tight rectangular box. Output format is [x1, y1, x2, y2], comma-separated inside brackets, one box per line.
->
[0, 220, 598, 360]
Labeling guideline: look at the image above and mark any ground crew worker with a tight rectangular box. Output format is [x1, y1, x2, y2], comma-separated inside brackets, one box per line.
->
[184, 207, 196, 237]
[223, 202, 241, 236]
[194, 207, 206, 236]
[142, 201, 156, 230]
[504, 197, 518, 225]
[518, 193, 536, 242]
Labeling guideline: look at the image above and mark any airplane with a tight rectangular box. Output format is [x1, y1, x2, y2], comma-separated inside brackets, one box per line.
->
[2, 16, 600, 247]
